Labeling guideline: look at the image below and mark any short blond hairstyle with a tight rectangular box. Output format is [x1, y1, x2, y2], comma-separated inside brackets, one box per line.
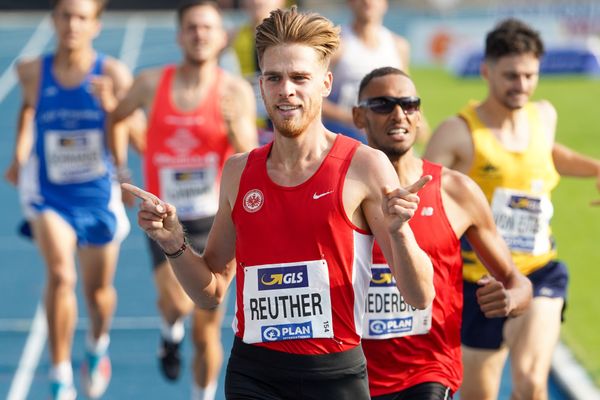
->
[255, 6, 340, 67]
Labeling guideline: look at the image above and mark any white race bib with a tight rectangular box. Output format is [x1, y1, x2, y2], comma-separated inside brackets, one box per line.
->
[242, 260, 334, 344]
[159, 165, 218, 220]
[362, 264, 432, 339]
[45, 129, 106, 184]
[491, 188, 553, 254]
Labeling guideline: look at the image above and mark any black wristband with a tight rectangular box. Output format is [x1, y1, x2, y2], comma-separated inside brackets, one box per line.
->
[164, 237, 187, 259]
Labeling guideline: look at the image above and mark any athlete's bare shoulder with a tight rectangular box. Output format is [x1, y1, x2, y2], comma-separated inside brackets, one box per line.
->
[221, 69, 253, 96]
[221, 151, 252, 205]
[424, 115, 473, 172]
[16, 57, 42, 107]
[349, 143, 399, 195]
[16, 57, 41, 81]
[440, 165, 493, 235]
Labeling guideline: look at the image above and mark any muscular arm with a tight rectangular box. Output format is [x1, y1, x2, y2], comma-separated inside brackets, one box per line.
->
[442, 170, 532, 317]
[423, 116, 474, 173]
[108, 69, 158, 168]
[4, 59, 39, 186]
[348, 147, 434, 309]
[553, 143, 600, 187]
[221, 75, 258, 153]
[124, 154, 246, 308]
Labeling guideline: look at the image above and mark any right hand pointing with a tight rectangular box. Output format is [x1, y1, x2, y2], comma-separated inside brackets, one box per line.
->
[121, 183, 184, 250]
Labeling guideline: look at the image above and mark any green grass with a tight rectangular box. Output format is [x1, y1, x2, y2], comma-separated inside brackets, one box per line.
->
[412, 67, 600, 385]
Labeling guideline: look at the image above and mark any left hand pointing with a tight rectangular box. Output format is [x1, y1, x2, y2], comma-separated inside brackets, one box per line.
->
[383, 175, 432, 231]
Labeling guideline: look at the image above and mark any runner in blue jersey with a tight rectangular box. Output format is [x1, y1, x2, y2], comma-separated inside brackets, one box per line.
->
[3, 0, 141, 399]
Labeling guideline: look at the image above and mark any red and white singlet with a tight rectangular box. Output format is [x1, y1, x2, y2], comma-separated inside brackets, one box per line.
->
[144, 65, 233, 220]
[363, 161, 464, 395]
[231, 135, 373, 355]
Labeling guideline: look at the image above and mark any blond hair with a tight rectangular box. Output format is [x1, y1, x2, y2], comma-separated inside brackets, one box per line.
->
[255, 6, 340, 67]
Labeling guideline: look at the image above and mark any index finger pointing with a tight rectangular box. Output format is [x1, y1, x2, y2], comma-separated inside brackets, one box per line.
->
[405, 175, 432, 194]
[121, 182, 159, 204]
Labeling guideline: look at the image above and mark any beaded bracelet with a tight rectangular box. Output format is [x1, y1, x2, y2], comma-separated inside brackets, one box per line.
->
[164, 237, 187, 259]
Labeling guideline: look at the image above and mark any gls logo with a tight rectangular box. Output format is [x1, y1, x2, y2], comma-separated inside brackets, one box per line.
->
[370, 267, 396, 287]
[369, 317, 413, 336]
[261, 322, 313, 341]
[508, 195, 541, 213]
[258, 265, 308, 291]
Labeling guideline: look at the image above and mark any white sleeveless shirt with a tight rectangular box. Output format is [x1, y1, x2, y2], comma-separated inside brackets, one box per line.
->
[330, 25, 403, 109]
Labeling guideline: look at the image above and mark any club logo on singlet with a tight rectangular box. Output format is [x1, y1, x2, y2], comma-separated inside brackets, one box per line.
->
[243, 189, 264, 213]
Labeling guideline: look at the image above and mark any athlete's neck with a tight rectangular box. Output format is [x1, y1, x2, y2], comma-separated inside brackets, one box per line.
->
[268, 126, 334, 186]
[54, 47, 95, 71]
[178, 60, 219, 88]
[351, 20, 382, 48]
[478, 98, 527, 132]
[391, 148, 423, 187]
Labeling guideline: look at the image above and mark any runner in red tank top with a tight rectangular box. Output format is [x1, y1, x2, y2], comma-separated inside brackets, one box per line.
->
[353, 67, 532, 399]
[110, 2, 257, 398]
[123, 8, 435, 400]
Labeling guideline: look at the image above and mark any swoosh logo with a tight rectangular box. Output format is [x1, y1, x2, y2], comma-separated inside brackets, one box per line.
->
[313, 190, 334, 200]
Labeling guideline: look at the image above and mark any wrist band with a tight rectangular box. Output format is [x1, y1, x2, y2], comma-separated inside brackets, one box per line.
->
[164, 237, 187, 259]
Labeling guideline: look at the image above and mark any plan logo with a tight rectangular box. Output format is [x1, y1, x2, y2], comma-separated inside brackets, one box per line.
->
[258, 265, 308, 290]
[369, 317, 413, 336]
[261, 322, 313, 341]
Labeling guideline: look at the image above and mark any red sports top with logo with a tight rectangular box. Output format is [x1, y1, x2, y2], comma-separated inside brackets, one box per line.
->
[362, 160, 463, 395]
[144, 65, 233, 221]
[231, 135, 374, 355]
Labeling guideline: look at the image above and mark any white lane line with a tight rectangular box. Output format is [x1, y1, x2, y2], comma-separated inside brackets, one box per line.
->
[119, 15, 146, 71]
[0, 14, 53, 104]
[0, 316, 162, 332]
[6, 303, 47, 400]
[552, 341, 600, 400]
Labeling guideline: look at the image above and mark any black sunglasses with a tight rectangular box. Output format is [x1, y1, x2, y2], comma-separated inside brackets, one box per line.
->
[358, 96, 421, 115]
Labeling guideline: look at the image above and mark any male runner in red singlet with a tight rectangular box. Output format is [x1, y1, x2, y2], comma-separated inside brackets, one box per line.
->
[110, 1, 257, 399]
[353, 67, 532, 400]
[123, 7, 434, 400]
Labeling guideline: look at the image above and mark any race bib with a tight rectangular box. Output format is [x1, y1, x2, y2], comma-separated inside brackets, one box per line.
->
[159, 166, 218, 220]
[491, 188, 553, 254]
[45, 129, 106, 184]
[362, 265, 432, 339]
[242, 260, 334, 344]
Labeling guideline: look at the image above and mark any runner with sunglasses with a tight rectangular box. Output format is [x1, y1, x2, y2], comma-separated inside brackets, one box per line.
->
[357, 96, 421, 115]
[424, 19, 600, 399]
[353, 66, 531, 400]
